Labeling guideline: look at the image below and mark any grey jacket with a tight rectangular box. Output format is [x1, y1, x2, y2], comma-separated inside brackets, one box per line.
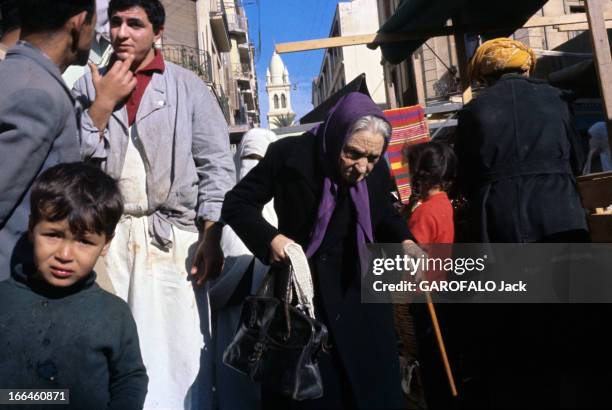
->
[73, 61, 235, 248]
[0, 43, 81, 277]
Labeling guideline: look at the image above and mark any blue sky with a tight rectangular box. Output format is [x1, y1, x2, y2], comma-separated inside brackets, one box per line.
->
[243, 0, 341, 127]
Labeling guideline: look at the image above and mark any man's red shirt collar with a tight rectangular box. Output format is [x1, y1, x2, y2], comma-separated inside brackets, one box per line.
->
[136, 48, 165, 74]
[124, 49, 165, 126]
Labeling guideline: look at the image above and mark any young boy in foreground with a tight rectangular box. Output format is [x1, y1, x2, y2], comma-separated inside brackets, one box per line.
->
[0, 162, 148, 410]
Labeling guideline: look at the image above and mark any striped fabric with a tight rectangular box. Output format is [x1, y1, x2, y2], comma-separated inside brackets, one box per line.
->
[383, 105, 431, 204]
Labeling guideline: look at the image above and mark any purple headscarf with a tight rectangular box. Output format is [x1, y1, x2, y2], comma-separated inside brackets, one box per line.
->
[305, 92, 391, 263]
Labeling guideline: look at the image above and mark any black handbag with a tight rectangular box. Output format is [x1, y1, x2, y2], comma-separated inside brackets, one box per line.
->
[222, 243, 329, 401]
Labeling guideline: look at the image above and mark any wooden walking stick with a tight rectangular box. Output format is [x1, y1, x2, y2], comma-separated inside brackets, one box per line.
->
[425, 291, 458, 397]
[403, 240, 458, 396]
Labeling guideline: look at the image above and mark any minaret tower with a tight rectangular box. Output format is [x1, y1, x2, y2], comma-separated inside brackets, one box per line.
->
[266, 51, 294, 128]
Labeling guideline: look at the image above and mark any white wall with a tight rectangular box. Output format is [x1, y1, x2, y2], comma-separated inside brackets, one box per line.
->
[338, 0, 387, 105]
[541, 0, 571, 50]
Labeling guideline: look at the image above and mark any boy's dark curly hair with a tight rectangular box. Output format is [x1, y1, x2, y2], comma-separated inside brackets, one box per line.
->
[405, 141, 457, 205]
[30, 162, 124, 239]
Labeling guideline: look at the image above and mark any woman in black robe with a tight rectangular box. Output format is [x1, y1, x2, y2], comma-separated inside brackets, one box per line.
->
[222, 92, 415, 409]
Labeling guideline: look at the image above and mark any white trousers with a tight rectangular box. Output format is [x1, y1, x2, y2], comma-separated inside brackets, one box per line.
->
[104, 125, 208, 409]
[105, 215, 205, 410]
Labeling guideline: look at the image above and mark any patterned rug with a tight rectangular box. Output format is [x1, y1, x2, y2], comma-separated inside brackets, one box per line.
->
[384, 105, 431, 204]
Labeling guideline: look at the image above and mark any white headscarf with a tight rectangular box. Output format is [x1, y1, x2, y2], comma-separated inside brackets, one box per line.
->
[238, 128, 278, 226]
[584, 122, 612, 174]
[214, 128, 279, 309]
[236, 128, 278, 180]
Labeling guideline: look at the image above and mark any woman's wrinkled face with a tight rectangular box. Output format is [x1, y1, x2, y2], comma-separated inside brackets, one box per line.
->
[339, 130, 385, 185]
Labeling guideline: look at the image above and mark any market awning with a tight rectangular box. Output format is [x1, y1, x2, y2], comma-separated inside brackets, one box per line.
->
[378, 0, 548, 64]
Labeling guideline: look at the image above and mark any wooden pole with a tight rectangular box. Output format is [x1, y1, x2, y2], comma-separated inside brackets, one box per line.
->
[275, 12, 612, 55]
[426, 291, 458, 397]
[585, 0, 612, 152]
[453, 29, 473, 104]
[276, 31, 452, 54]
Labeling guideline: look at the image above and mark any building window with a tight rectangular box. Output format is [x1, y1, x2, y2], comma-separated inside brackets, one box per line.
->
[569, 4, 585, 13]
[281, 94, 287, 108]
[274, 94, 279, 109]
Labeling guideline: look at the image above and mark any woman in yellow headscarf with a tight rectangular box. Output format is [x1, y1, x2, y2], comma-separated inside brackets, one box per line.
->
[456, 36, 586, 242]
[453, 37, 595, 409]
[468, 37, 537, 84]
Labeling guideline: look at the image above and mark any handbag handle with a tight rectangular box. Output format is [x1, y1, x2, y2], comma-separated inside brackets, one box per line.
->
[284, 243, 317, 320]
[251, 243, 318, 326]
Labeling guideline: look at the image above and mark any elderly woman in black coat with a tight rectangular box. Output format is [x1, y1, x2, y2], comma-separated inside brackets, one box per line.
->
[222, 92, 414, 409]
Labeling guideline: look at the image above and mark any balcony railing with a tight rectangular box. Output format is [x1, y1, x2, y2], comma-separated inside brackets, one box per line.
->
[242, 89, 255, 111]
[212, 84, 230, 123]
[209, 0, 231, 52]
[214, 0, 226, 14]
[227, 13, 248, 34]
[161, 44, 213, 84]
[233, 63, 252, 80]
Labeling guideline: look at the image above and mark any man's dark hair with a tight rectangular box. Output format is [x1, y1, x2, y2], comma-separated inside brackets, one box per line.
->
[405, 141, 457, 202]
[0, 0, 20, 33]
[17, 0, 95, 34]
[108, 0, 165, 33]
[30, 163, 124, 239]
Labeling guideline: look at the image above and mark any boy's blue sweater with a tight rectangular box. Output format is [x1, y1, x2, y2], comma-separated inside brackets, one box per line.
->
[0, 261, 148, 410]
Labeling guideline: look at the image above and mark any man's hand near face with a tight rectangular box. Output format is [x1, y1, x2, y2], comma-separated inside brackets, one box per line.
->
[88, 54, 137, 135]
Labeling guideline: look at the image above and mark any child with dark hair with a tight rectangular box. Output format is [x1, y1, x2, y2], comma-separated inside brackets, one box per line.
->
[405, 140, 457, 244]
[402, 141, 458, 409]
[0, 162, 148, 410]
